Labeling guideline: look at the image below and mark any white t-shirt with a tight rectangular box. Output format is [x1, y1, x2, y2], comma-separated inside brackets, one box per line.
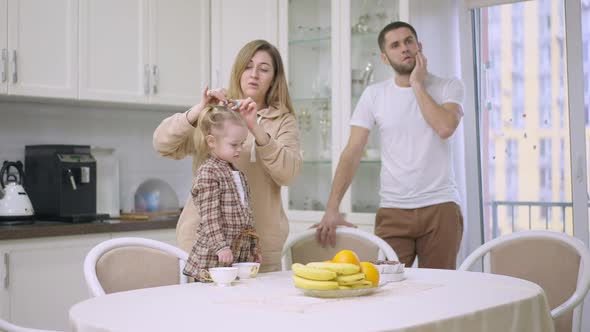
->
[231, 170, 246, 206]
[350, 74, 464, 209]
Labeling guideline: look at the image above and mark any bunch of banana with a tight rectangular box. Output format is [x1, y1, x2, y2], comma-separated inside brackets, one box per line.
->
[306, 262, 360, 275]
[292, 262, 374, 290]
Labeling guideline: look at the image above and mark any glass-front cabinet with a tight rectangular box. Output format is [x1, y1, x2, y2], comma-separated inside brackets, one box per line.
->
[281, 0, 409, 222]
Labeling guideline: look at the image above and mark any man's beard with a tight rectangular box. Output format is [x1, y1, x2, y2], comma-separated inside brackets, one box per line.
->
[387, 56, 415, 75]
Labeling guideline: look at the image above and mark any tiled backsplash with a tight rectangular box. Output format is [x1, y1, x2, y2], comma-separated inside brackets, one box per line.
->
[0, 101, 193, 212]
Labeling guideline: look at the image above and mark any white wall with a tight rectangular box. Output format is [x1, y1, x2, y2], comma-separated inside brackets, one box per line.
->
[0, 101, 193, 213]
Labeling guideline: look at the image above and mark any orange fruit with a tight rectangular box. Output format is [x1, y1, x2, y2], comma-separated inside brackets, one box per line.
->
[360, 262, 380, 287]
[332, 249, 360, 266]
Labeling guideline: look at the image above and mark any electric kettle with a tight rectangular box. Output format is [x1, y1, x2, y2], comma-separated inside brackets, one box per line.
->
[0, 161, 34, 224]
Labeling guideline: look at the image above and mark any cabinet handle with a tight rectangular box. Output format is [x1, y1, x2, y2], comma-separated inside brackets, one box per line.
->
[11, 50, 17, 83]
[152, 65, 159, 95]
[144, 64, 150, 95]
[1, 49, 7, 83]
[3, 253, 9, 289]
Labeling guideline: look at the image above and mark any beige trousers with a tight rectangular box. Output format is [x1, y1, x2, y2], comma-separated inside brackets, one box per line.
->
[374, 202, 463, 269]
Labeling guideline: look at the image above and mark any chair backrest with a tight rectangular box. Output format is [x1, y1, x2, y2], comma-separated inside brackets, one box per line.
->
[458, 230, 590, 332]
[281, 227, 398, 270]
[0, 319, 60, 332]
[84, 237, 189, 297]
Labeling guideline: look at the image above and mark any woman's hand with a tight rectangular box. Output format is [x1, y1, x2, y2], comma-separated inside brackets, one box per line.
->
[229, 97, 258, 129]
[186, 86, 229, 124]
[229, 98, 271, 146]
[204, 86, 229, 106]
[217, 248, 234, 264]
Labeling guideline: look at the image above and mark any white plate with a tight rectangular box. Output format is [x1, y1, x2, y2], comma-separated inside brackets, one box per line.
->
[296, 286, 380, 298]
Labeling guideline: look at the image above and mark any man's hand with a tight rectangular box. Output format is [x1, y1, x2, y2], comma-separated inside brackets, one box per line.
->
[217, 248, 234, 264]
[311, 209, 357, 248]
[410, 51, 428, 89]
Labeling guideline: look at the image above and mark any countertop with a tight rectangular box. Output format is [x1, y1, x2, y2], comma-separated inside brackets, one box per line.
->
[0, 218, 177, 241]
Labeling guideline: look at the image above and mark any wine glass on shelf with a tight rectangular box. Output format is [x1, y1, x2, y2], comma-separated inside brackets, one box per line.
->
[319, 101, 331, 160]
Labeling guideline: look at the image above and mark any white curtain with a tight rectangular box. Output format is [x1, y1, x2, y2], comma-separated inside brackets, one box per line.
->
[409, 0, 470, 264]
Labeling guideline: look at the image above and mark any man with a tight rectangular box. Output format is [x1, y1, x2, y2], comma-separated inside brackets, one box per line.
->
[313, 21, 464, 269]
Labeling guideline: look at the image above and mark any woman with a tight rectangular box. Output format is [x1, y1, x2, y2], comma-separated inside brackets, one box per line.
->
[153, 40, 302, 272]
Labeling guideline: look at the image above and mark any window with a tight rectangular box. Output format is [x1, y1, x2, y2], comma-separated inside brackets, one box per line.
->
[473, 0, 580, 238]
[539, 137, 552, 221]
[489, 140, 496, 199]
[559, 138, 565, 201]
[505, 139, 519, 198]
[512, 72, 525, 129]
[539, 138, 552, 219]
[511, 5, 525, 131]
[511, 3, 524, 39]
[539, 74, 552, 128]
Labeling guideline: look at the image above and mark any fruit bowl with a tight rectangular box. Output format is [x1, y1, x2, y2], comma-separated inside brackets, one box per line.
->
[296, 286, 380, 298]
[291, 250, 383, 298]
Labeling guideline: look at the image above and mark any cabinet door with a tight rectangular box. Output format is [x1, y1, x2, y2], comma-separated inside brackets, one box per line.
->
[148, 0, 209, 107]
[79, 0, 149, 103]
[349, 0, 407, 214]
[283, 0, 408, 218]
[286, 0, 332, 213]
[0, 0, 7, 94]
[210, 0, 278, 88]
[6, 0, 78, 98]
[0, 234, 110, 331]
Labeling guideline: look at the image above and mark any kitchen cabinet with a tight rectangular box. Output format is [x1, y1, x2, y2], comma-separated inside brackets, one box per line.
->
[0, 228, 175, 330]
[210, 0, 279, 87]
[0, 234, 110, 330]
[0, 0, 78, 98]
[78, 0, 209, 107]
[282, 0, 408, 224]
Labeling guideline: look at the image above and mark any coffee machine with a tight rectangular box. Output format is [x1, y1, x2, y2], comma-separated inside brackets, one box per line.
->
[25, 145, 105, 222]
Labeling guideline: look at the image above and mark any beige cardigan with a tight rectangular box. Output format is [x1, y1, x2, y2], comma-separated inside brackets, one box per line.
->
[153, 106, 302, 272]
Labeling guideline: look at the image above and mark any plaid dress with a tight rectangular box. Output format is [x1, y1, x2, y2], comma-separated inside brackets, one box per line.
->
[183, 156, 259, 281]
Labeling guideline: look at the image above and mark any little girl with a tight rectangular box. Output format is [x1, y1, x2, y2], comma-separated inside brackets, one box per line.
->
[182, 104, 261, 281]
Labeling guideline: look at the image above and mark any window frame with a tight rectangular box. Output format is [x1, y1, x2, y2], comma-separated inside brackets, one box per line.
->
[459, 0, 589, 254]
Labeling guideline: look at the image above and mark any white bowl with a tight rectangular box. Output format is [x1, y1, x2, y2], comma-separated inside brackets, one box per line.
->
[232, 262, 260, 279]
[381, 272, 405, 283]
[208, 267, 238, 286]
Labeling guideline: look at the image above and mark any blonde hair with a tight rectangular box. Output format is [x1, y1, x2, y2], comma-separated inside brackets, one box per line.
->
[194, 106, 246, 168]
[227, 40, 295, 114]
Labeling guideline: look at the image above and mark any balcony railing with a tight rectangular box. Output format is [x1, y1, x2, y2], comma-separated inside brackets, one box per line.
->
[489, 200, 590, 237]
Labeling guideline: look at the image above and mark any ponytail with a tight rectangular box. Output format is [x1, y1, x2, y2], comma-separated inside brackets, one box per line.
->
[193, 106, 246, 168]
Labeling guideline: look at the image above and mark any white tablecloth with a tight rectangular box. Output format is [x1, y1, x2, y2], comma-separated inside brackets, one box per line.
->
[69, 268, 554, 332]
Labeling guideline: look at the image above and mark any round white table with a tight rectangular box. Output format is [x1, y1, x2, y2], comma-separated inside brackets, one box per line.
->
[69, 268, 554, 332]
